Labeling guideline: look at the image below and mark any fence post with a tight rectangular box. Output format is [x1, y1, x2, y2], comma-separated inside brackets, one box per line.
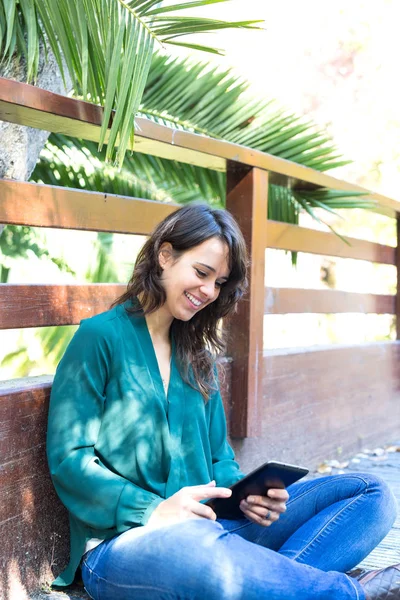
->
[225, 162, 268, 437]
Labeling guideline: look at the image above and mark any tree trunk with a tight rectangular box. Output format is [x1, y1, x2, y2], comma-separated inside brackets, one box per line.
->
[0, 44, 72, 235]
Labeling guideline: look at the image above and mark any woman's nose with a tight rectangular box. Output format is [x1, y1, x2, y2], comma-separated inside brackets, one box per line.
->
[200, 281, 216, 300]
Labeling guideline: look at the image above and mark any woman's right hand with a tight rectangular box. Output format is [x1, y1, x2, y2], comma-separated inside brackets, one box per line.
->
[147, 480, 231, 528]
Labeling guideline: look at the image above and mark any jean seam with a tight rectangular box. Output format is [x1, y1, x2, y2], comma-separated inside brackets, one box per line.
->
[83, 561, 180, 599]
[223, 520, 254, 534]
[291, 492, 365, 561]
[345, 574, 363, 600]
[82, 563, 101, 600]
[83, 543, 106, 574]
[286, 475, 370, 509]
[83, 585, 95, 600]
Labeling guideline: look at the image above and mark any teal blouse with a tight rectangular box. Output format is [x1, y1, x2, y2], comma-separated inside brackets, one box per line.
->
[47, 300, 244, 586]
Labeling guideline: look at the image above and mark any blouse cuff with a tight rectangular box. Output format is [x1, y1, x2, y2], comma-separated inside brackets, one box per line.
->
[116, 481, 164, 531]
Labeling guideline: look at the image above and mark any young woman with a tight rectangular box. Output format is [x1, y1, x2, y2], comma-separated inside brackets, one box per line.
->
[47, 204, 399, 600]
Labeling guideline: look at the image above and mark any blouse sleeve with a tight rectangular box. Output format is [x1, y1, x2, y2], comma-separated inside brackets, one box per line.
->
[46, 318, 163, 533]
[208, 376, 245, 488]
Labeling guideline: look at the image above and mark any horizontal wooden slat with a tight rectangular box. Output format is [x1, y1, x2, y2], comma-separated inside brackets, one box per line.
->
[0, 284, 125, 329]
[265, 287, 395, 314]
[0, 179, 177, 233]
[1, 284, 395, 329]
[267, 221, 396, 265]
[1, 179, 396, 265]
[1, 78, 400, 216]
[0, 77, 225, 172]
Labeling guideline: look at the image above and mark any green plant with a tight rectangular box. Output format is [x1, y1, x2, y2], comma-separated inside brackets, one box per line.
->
[33, 52, 372, 229]
[0, 0, 262, 165]
[0, 225, 75, 282]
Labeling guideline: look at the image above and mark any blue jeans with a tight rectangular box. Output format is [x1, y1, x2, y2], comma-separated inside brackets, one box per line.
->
[81, 474, 398, 600]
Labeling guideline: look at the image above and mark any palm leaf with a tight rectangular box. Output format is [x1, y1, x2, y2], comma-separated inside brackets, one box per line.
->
[32, 52, 371, 231]
[0, 0, 262, 165]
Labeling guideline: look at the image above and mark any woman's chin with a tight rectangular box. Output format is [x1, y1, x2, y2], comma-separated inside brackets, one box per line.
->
[174, 312, 195, 322]
[172, 305, 198, 322]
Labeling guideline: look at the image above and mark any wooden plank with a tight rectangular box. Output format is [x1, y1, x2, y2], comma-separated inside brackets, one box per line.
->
[0, 377, 70, 595]
[0, 77, 225, 172]
[1, 78, 400, 216]
[1, 179, 394, 264]
[256, 343, 400, 466]
[267, 220, 396, 265]
[226, 165, 268, 437]
[0, 179, 178, 233]
[0, 284, 125, 329]
[265, 287, 395, 314]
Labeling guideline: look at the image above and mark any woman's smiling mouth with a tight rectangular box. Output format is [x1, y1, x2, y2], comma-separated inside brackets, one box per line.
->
[184, 291, 202, 308]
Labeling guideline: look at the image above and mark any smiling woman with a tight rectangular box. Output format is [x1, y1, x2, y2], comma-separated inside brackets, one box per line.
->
[46, 203, 399, 600]
[111, 203, 248, 399]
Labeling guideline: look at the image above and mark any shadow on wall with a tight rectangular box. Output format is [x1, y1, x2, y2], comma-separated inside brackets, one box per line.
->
[0, 380, 70, 599]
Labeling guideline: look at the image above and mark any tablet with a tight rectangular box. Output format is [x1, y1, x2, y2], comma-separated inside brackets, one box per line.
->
[206, 460, 309, 520]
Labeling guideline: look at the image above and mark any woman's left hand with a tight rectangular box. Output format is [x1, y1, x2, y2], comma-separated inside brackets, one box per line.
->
[239, 488, 289, 527]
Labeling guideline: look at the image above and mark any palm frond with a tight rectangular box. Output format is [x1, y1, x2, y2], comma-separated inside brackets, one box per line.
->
[139, 54, 351, 172]
[31, 51, 370, 233]
[33, 134, 223, 206]
[0, 0, 262, 165]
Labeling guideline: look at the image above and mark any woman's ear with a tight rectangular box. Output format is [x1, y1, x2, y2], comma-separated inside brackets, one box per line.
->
[158, 242, 173, 269]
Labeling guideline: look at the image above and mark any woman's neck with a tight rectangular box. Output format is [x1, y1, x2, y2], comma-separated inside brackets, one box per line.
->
[144, 305, 173, 344]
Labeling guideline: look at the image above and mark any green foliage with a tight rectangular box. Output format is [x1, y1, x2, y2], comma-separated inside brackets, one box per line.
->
[140, 54, 349, 172]
[0, 0, 262, 165]
[0, 224, 75, 282]
[32, 52, 373, 228]
[85, 232, 120, 284]
[1, 325, 77, 377]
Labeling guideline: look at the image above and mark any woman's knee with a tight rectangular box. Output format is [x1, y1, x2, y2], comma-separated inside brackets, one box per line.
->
[107, 519, 227, 574]
[352, 472, 398, 531]
[111, 520, 242, 599]
[369, 474, 398, 523]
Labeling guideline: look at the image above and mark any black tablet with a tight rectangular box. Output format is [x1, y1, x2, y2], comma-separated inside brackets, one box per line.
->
[206, 460, 309, 519]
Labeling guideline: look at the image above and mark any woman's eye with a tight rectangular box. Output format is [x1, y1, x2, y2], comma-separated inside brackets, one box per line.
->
[195, 268, 223, 289]
[195, 268, 207, 278]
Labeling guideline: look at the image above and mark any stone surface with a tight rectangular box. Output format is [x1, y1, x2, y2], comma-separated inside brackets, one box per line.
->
[30, 584, 89, 600]
[0, 43, 72, 181]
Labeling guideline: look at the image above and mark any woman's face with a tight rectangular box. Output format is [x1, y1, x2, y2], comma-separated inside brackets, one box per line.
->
[159, 236, 230, 322]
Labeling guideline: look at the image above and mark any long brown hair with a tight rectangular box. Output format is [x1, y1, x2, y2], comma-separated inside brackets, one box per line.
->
[112, 203, 248, 400]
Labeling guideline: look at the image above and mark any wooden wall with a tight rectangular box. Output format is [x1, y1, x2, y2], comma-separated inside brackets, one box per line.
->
[232, 343, 400, 472]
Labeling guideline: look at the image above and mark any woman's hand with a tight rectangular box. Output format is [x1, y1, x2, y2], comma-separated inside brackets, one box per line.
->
[239, 488, 289, 527]
[147, 481, 232, 528]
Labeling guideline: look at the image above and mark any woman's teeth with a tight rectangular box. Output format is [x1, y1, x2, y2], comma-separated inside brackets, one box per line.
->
[185, 291, 202, 307]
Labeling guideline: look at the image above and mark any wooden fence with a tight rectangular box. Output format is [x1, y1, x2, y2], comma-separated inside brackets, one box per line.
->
[1, 77, 400, 441]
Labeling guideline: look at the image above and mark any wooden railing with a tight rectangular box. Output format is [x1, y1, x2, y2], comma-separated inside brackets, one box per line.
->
[1, 77, 400, 439]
